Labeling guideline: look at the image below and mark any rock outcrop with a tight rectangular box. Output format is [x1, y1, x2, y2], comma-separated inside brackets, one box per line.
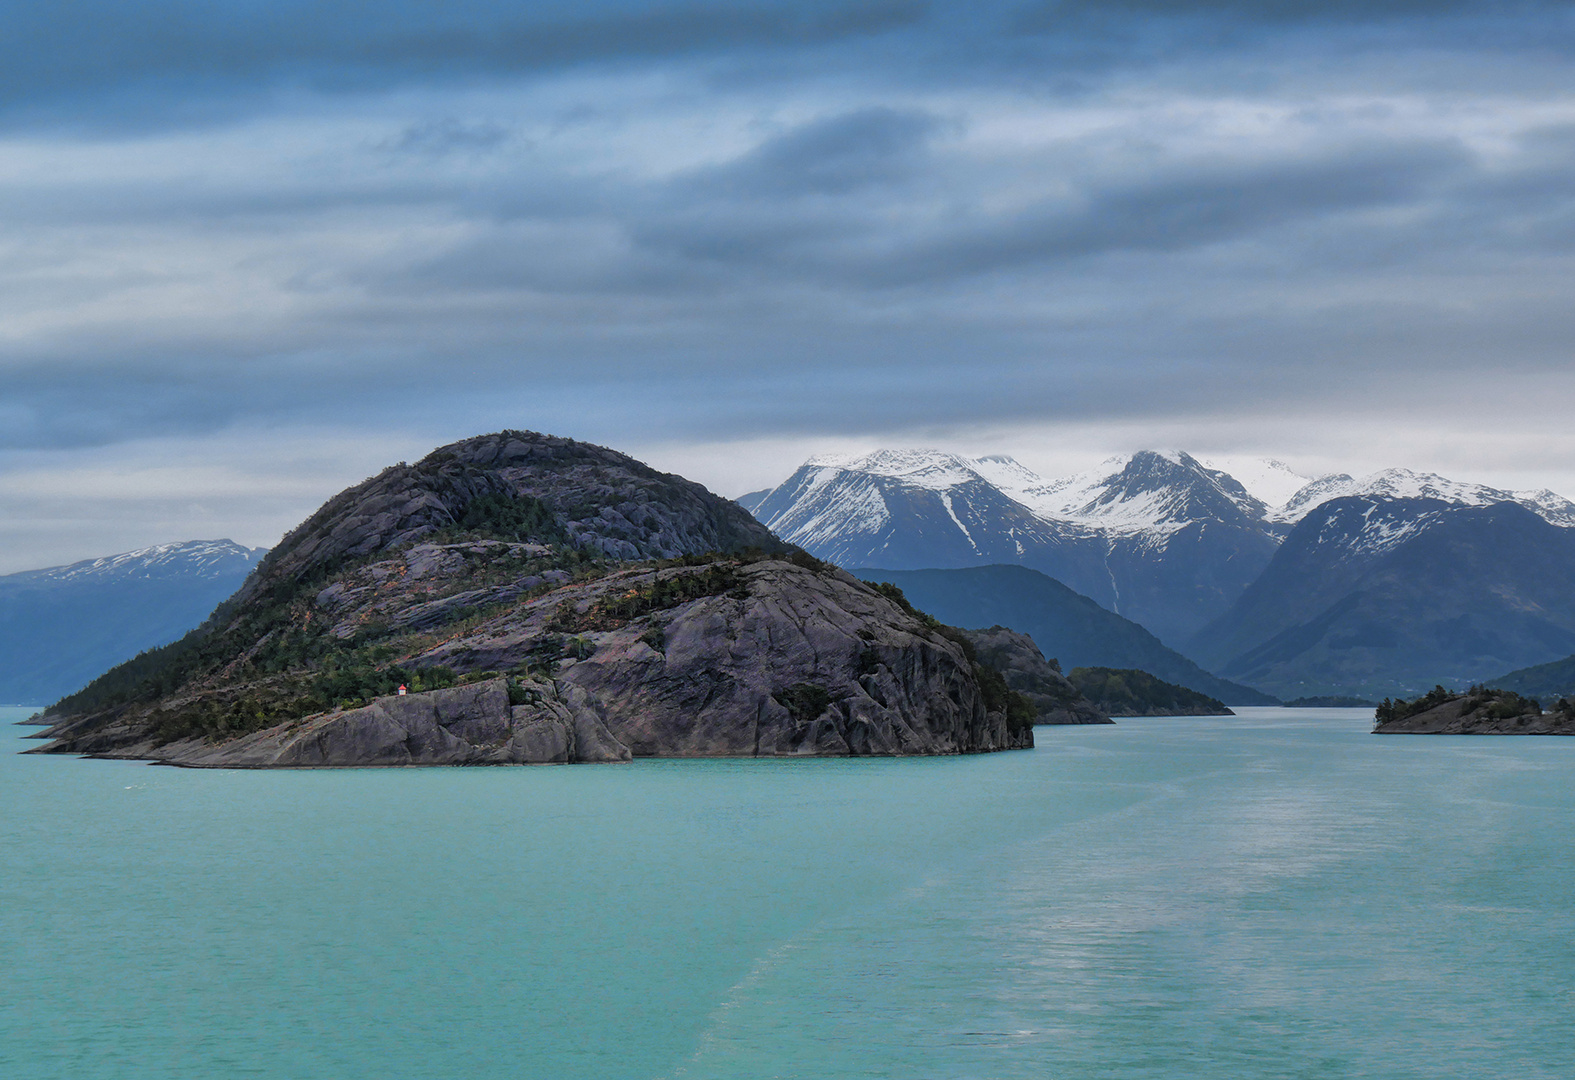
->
[233, 430, 786, 610]
[555, 562, 1029, 756]
[31, 431, 1034, 766]
[72, 679, 632, 767]
[1373, 688, 1575, 734]
[959, 626, 1111, 725]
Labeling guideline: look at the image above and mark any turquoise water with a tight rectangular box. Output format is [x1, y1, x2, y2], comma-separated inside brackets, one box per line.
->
[3, 706, 1573, 1079]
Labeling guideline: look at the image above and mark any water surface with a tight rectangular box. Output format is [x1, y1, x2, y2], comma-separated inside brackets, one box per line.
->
[3, 707, 1571, 1078]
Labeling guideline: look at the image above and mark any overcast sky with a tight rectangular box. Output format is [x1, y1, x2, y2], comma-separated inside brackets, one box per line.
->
[3, 0, 1574, 571]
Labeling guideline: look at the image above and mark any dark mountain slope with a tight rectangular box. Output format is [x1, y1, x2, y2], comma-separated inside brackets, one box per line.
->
[1487, 654, 1575, 700]
[853, 564, 1276, 705]
[235, 430, 784, 609]
[1066, 667, 1233, 718]
[959, 626, 1111, 725]
[1191, 497, 1575, 698]
[0, 541, 265, 706]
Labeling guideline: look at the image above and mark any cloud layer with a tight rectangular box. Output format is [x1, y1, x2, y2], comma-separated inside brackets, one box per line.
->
[2, 0, 1574, 569]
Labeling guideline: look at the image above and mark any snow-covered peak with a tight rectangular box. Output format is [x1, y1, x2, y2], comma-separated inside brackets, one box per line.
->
[1277, 468, 1575, 527]
[777, 448, 1277, 539]
[802, 448, 983, 490]
[968, 453, 1042, 490]
[751, 448, 1575, 568]
[1307, 497, 1453, 559]
[988, 451, 1264, 535]
[1201, 457, 1314, 510]
[1513, 489, 1575, 529]
[11, 540, 267, 584]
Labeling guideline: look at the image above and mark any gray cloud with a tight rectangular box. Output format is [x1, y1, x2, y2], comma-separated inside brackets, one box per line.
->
[0, 1, 931, 125]
[381, 118, 513, 156]
[688, 107, 945, 197]
[4, 0, 1575, 568]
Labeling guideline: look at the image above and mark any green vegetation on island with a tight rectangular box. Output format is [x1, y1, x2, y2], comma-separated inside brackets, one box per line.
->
[1066, 667, 1233, 717]
[1487, 652, 1575, 701]
[1373, 684, 1575, 735]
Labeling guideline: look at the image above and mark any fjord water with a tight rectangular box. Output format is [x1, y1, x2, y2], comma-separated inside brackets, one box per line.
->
[3, 708, 1572, 1079]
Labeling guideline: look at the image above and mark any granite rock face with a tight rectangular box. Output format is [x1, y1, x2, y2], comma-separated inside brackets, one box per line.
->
[36, 560, 1029, 764]
[233, 430, 785, 610]
[87, 679, 633, 767]
[413, 559, 1033, 757]
[560, 563, 1030, 756]
[960, 626, 1111, 725]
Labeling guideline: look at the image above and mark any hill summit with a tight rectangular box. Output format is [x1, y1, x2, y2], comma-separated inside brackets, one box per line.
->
[32, 431, 1034, 766]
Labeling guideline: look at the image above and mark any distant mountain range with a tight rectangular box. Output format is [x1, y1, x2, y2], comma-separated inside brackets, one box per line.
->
[741, 449, 1575, 649]
[743, 450, 1575, 696]
[1189, 498, 1575, 699]
[852, 565, 1275, 705]
[0, 540, 265, 705]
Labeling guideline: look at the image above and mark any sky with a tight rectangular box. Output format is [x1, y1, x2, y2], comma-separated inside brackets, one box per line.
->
[3, 0, 1575, 571]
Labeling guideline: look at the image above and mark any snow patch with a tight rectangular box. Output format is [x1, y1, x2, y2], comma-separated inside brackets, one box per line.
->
[1276, 468, 1575, 527]
[9, 540, 265, 584]
[1202, 456, 1313, 510]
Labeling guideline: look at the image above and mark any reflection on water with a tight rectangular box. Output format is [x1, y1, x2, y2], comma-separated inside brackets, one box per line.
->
[3, 707, 1572, 1079]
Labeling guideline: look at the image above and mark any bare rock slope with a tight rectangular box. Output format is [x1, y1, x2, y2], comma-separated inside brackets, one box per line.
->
[959, 626, 1111, 725]
[31, 431, 1033, 766]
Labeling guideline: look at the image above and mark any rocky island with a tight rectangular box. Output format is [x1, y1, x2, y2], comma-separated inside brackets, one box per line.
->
[30, 431, 1037, 766]
[1066, 666, 1234, 717]
[1373, 685, 1575, 734]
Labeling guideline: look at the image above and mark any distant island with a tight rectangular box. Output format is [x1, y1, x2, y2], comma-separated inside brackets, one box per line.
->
[1284, 695, 1376, 708]
[30, 432, 1038, 767]
[1066, 667, 1233, 717]
[1373, 685, 1575, 734]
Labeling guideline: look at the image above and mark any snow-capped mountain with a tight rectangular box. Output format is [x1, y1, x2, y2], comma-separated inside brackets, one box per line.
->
[747, 449, 1284, 645]
[1274, 468, 1575, 527]
[0, 539, 266, 705]
[1190, 497, 1575, 698]
[12, 539, 265, 584]
[743, 449, 1575, 650]
[998, 451, 1272, 540]
[748, 450, 1096, 585]
[1201, 457, 1314, 510]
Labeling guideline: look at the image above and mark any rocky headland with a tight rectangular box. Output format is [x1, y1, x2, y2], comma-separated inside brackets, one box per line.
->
[31, 431, 1035, 766]
[959, 626, 1111, 725]
[1373, 685, 1575, 734]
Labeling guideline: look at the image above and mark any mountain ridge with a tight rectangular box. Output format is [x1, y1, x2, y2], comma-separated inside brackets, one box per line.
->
[0, 540, 266, 706]
[1190, 497, 1575, 698]
[744, 448, 1575, 648]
